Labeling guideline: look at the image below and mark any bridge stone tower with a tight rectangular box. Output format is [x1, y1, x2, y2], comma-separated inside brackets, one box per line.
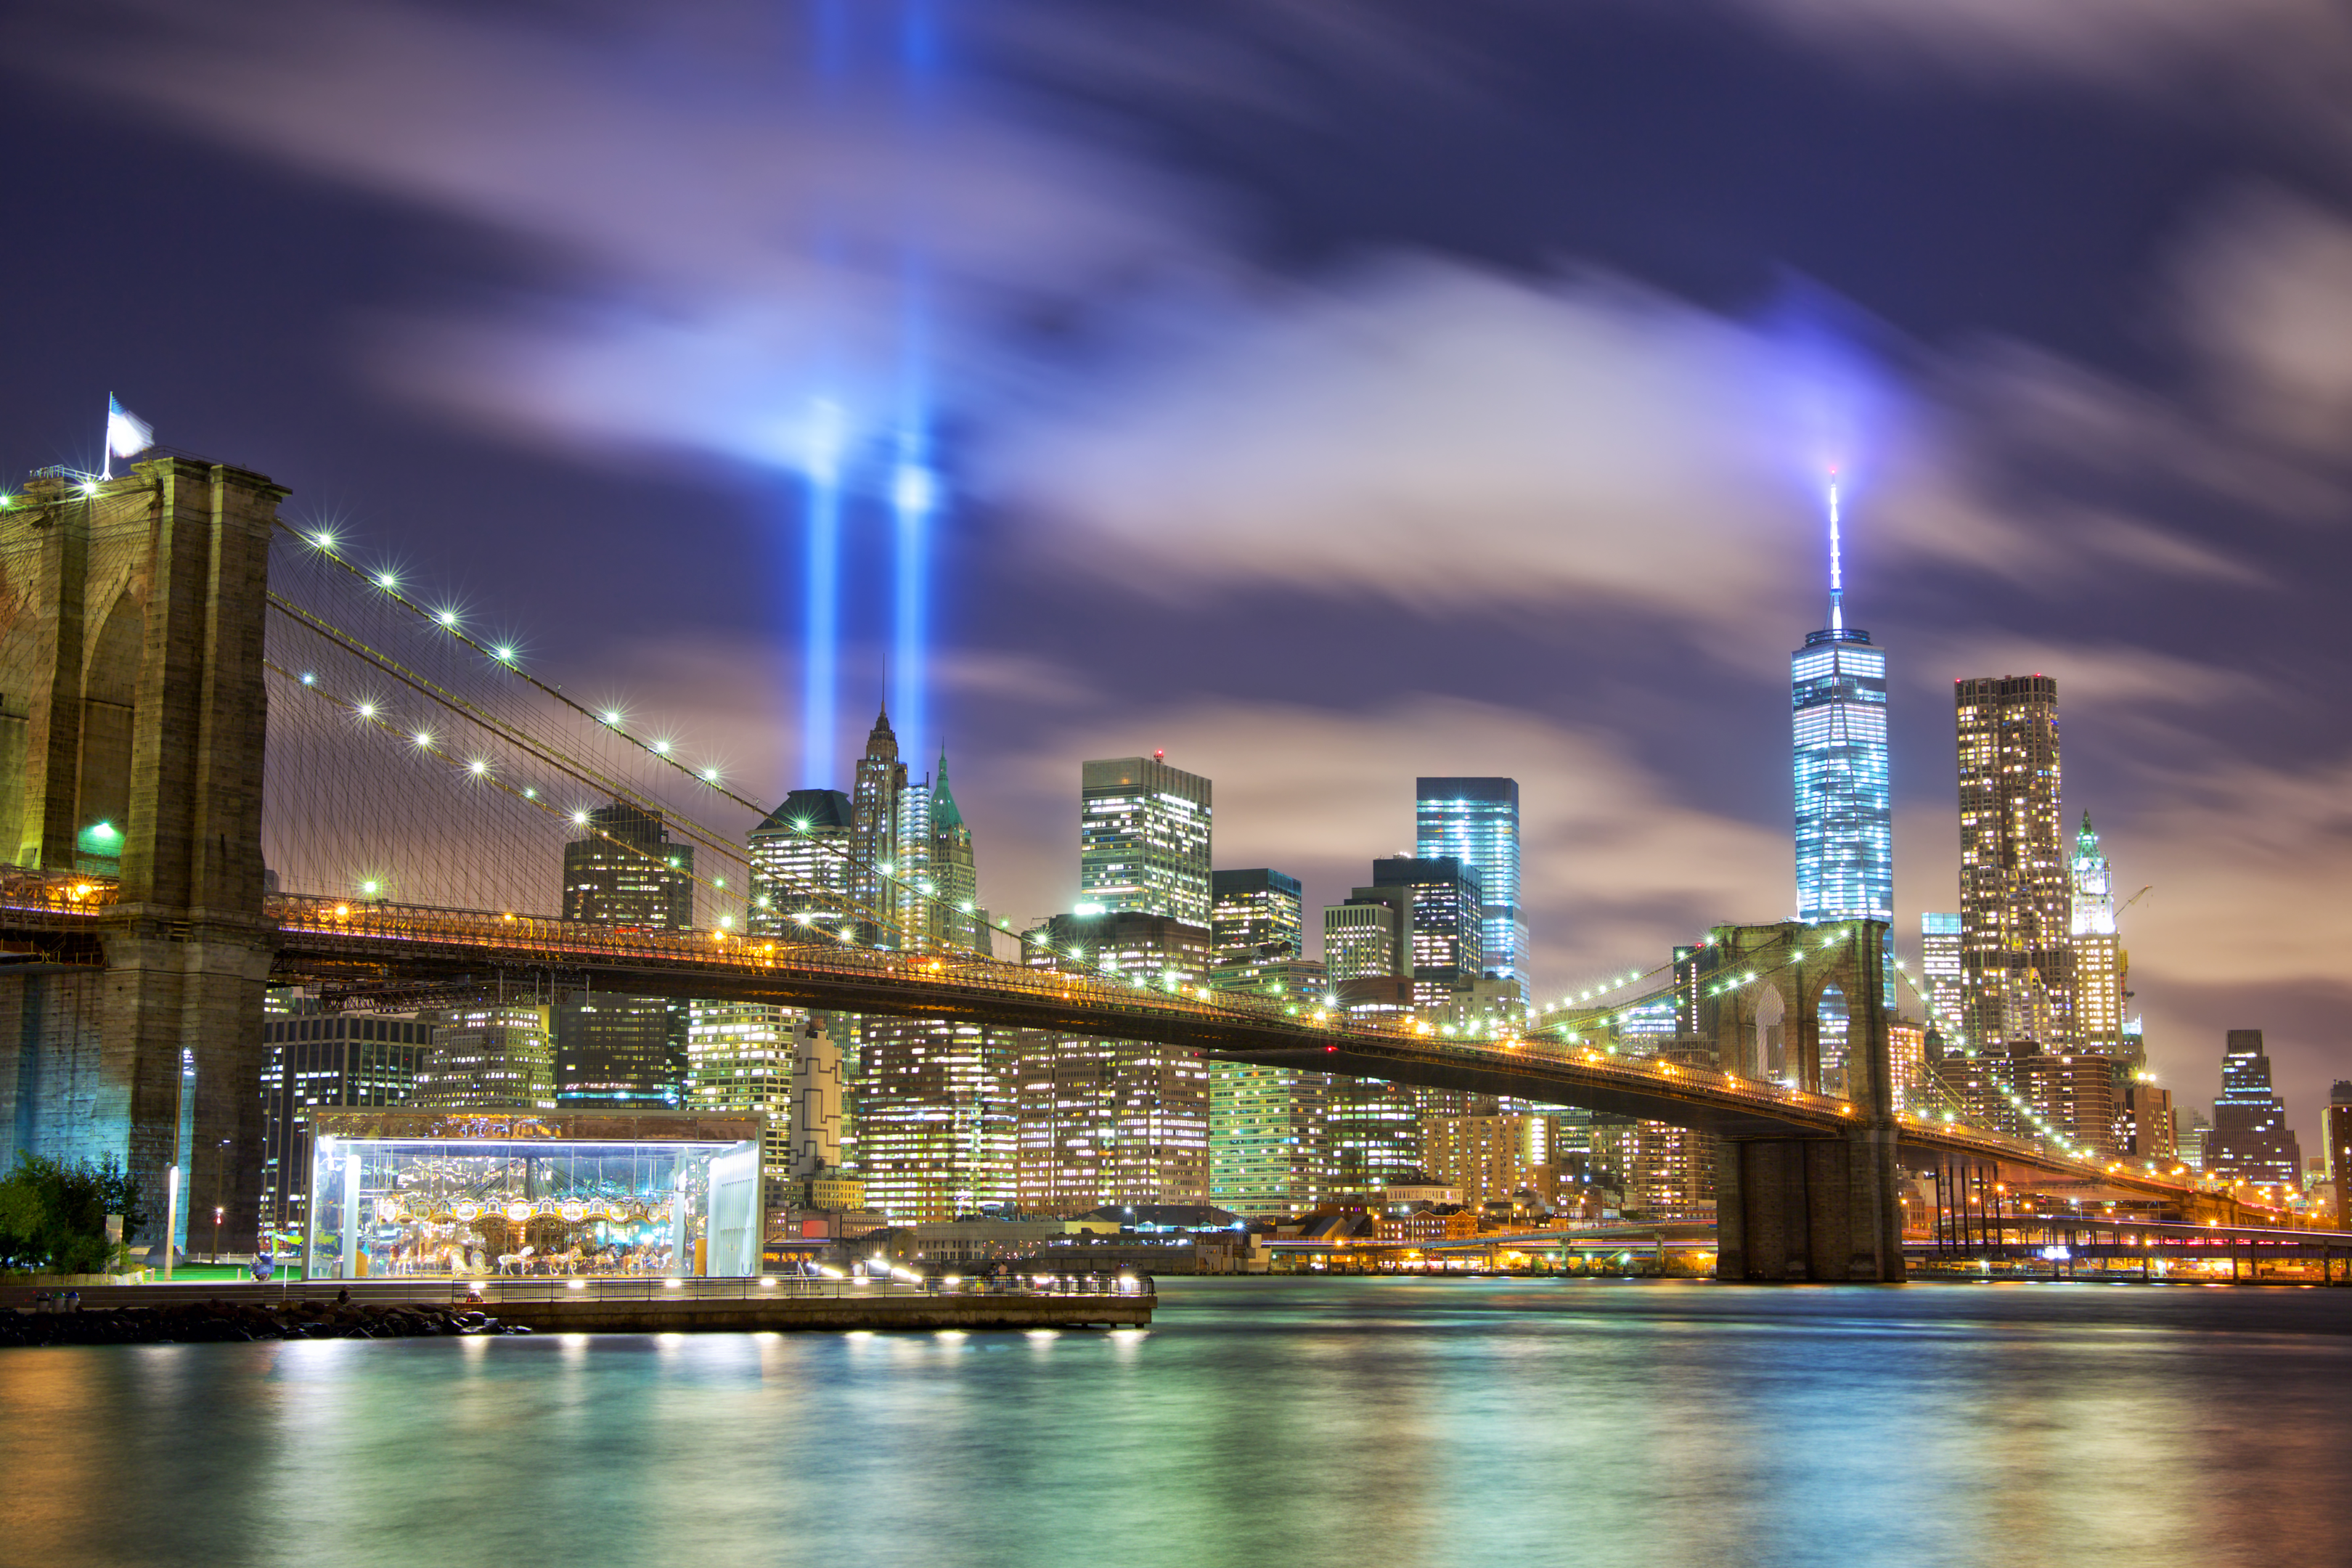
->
[0, 458, 284, 1252]
[1698, 918, 1904, 1282]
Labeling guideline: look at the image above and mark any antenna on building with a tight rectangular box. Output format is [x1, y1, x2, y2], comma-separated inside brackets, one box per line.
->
[1826, 467, 1844, 633]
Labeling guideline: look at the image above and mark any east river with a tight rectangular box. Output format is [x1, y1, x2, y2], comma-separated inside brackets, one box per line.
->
[2, 1278, 2346, 1568]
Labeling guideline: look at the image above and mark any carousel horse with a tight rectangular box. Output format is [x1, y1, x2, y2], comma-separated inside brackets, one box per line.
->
[545, 1247, 586, 1275]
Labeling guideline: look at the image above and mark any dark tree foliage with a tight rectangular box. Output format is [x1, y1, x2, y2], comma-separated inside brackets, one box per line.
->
[0, 1152, 146, 1275]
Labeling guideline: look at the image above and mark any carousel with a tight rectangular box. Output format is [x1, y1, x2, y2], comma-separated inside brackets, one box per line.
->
[303, 1109, 764, 1280]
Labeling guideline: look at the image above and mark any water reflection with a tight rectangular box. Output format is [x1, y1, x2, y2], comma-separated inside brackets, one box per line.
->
[0, 1280, 2345, 1568]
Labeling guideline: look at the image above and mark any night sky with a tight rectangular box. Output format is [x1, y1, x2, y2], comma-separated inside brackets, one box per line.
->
[4, 1, 2348, 1140]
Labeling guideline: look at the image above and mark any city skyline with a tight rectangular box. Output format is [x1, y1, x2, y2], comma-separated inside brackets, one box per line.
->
[3, 1, 2347, 1136]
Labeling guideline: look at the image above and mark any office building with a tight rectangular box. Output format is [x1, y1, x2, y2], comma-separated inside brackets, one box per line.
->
[1416, 777, 1525, 981]
[2120, 1077, 2176, 1165]
[857, 1016, 1021, 1223]
[924, 749, 986, 951]
[555, 992, 686, 1108]
[1920, 912, 1965, 1050]
[1792, 484, 1892, 927]
[2203, 1029, 2303, 1192]
[1956, 675, 2071, 1050]
[2070, 813, 2130, 1058]
[1209, 1063, 1331, 1219]
[2326, 1087, 2352, 1229]
[563, 803, 695, 929]
[687, 1001, 800, 1208]
[1323, 892, 1408, 991]
[749, 787, 855, 939]
[1015, 911, 1213, 1214]
[259, 1010, 431, 1238]
[1371, 856, 1485, 1012]
[1206, 867, 1330, 1214]
[1079, 754, 1212, 928]
[1212, 868, 1304, 968]
[560, 803, 693, 1106]
[412, 1003, 555, 1111]
[850, 703, 908, 946]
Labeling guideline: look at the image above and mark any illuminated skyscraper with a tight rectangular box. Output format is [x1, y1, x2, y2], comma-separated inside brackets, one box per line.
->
[1792, 478, 1892, 927]
[1371, 856, 1484, 1012]
[2069, 813, 2128, 1058]
[1416, 777, 1524, 982]
[925, 749, 984, 950]
[2204, 1029, 2303, 1191]
[1956, 675, 2071, 1049]
[748, 788, 854, 939]
[850, 703, 907, 947]
[1212, 869, 1304, 968]
[1079, 755, 1212, 928]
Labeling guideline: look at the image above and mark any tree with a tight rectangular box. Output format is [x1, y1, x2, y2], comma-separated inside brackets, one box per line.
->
[0, 1152, 147, 1275]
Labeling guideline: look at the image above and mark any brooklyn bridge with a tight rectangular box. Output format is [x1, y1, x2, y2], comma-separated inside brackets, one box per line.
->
[0, 457, 2271, 1281]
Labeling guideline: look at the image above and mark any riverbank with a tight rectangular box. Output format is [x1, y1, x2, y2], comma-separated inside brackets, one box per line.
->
[1, 1276, 1153, 1342]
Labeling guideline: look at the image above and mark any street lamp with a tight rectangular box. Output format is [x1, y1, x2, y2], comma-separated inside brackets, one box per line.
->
[213, 1206, 224, 1265]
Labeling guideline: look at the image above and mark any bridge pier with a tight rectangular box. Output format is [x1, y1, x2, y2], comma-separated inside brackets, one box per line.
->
[0, 460, 283, 1253]
[1715, 1129, 1906, 1281]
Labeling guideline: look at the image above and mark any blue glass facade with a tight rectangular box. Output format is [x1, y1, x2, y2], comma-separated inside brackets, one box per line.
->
[1792, 626, 1891, 924]
[1415, 778, 1523, 982]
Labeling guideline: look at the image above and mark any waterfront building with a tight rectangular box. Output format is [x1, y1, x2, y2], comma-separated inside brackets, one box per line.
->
[1209, 1062, 1331, 1219]
[1416, 777, 1525, 982]
[1956, 675, 2072, 1050]
[1792, 482, 1892, 928]
[748, 787, 855, 939]
[1014, 1034, 1211, 1215]
[2070, 814, 2129, 1058]
[2203, 1029, 2303, 1192]
[856, 1016, 1021, 1224]
[1419, 1106, 1549, 1212]
[1079, 754, 1212, 928]
[686, 1001, 799, 1209]
[2328, 1082, 2352, 1188]
[1591, 1117, 1715, 1222]
[1371, 855, 1485, 1013]
[1920, 912, 1965, 1050]
[412, 1003, 555, 1111]
[1325, 1079, 1427, 1200]
[259, 1008, 431, 1239]
[851, 704, 908, 947]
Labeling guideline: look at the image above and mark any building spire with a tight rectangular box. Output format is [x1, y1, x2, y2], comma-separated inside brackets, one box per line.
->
[1826, 468, 1844, 633]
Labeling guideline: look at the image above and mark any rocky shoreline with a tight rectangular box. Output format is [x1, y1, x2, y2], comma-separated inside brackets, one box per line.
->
[1, 1299, 528, 1347]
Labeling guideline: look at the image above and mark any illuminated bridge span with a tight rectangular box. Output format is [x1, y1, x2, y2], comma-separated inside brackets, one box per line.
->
[0, 454, 2266, 1281]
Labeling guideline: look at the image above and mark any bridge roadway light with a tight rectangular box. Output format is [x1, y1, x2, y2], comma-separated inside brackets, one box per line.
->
[356, 703, 376, 719]
[436, 611, 457, 627]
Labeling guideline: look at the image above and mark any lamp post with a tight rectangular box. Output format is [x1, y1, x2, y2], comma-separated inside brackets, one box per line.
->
[212, 1138, 232, 1263]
